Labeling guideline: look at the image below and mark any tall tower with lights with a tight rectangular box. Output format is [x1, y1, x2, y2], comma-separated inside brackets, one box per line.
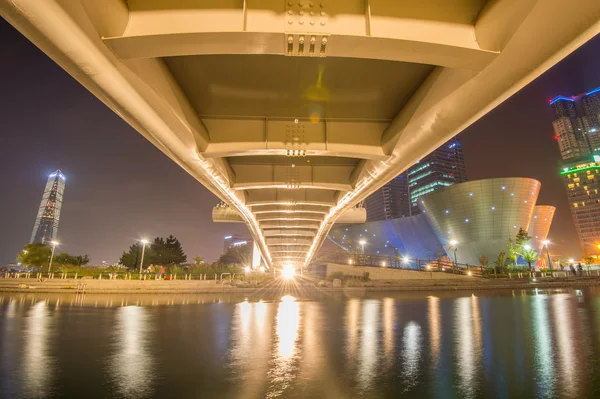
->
[551, 88, 600, 253]
[30, 170, 66, 244]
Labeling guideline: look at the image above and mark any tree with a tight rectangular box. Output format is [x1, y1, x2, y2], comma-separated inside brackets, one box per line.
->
[53, 252, 91, 266]
[493, 251, 507, 275]
[521, 248, 539, 275]
[165, 235, 187, 265]
[583, 254, 594, 272]
[193, 256, 204, 265]
[17, 243, 51, 267]
[508, 238, 518, 266]
[119, 243, 150, 269]
[515, 227, 532, 248]
[479, 255, 490, 277]
[218, 244, 252, 266]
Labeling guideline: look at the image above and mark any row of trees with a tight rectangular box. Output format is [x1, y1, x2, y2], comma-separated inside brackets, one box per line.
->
[119, 235, 187, 268]
[479, 228, 539, 275]
[17, 243, 90, 268]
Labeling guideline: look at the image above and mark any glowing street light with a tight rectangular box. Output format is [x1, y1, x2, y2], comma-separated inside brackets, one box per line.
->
[138, 239, 149, 275]
[402, 256, 410, 264]
[282, 264, 295, 280]
[359, 240, 366, 254]
[449, 240, 459, 268]
[48, 241, 59, 273]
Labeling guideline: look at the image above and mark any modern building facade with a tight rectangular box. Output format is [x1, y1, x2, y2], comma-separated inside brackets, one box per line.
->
[560, 156, 600, 253]
[408, 136, 468, 214]
[551, 88, 600, 253]
[223, 235, 251, 253]
[330, 178, 554, 267]
[527, 206, 556, 252]
[364, 174, 410, 222]
[364, 136, 467, 222]
[30, 170, 66, 244]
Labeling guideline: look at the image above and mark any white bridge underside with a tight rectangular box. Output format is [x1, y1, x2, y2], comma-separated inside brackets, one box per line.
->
[2, 0, 598, 269]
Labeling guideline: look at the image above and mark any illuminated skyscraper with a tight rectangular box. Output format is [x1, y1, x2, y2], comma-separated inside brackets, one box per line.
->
[551, 87, 600, 252]
[30, 170, 66, 244]
[365, 136, 467, 221]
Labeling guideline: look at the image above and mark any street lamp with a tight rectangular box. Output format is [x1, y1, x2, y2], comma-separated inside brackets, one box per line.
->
[543, 240, 553, 270]
[139, 239, 149, 275]
[48, 241, 59, 273]
[449, 240, 458, 265]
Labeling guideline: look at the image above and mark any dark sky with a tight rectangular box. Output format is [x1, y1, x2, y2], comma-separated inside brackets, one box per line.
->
[1, 18, 599, 264]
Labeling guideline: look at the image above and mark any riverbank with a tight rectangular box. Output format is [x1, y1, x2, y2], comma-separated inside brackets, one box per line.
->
[2, 276, 600, 294]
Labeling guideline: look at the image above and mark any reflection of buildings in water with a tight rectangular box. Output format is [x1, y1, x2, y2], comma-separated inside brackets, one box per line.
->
[428, 296, 441, 367]
[551, 294, 579, 397]
[23, 301, 52, 398]
[267, 296, 301, 398]
[229, 300, 271, 399]
[358, 300, 380, 391]
[382, 298, 395, 369]
[532, 294, 555, 397]
[454, 296, 482, 399]
[345, 299, 360, 362]
[401, 321, 422, 390]
[110, 306, 155, 398]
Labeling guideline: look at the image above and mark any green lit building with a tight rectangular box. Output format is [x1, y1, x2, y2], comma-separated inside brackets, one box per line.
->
[560, 156, 600, 253]
[407, 137, 468, 215]
[551, 88, 600, 253]
[364, 137, 467, 221]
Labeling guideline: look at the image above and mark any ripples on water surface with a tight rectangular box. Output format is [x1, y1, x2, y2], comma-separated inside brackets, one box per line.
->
[2, 288, 600, 398]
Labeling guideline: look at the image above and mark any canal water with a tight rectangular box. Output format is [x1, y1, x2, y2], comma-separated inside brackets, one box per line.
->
[2, 288, 600, 398]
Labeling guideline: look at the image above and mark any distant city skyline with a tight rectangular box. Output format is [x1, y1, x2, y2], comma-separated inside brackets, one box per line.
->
[1, 18, 599, 264]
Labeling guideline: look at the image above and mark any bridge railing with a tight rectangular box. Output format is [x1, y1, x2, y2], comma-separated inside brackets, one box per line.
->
[312, 253, 484, 277]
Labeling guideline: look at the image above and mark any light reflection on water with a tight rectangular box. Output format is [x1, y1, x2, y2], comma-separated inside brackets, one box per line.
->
[2, 289, 600, 398]
[533, 293, 555, 398]
[109, 306, 155, 398]
[22, 301, 52, 398]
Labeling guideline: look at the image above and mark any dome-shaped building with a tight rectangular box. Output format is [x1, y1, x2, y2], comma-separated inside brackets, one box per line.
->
[417, 178, 542, 265]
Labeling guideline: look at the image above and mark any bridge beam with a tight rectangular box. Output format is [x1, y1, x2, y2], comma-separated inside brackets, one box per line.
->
[101, 0, 498, 71]
[231, 164, 355, 191]
[202, 118, 389, 161]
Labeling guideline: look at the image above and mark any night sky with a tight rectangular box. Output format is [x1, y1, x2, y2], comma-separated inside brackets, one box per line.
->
[1, 18, 599, 264]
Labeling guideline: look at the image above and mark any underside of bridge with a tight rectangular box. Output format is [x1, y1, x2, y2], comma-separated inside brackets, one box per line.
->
[2, 0, 598, 269]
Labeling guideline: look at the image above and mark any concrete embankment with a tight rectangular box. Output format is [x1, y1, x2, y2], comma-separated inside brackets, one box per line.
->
[2, 275, 600, 294]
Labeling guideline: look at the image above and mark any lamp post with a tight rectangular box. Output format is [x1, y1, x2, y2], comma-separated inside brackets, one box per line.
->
[449, 240, 458, 271]
[48, 241, 59, 273]
[543, 240, 553, 270]
[139, 239, 149, 275]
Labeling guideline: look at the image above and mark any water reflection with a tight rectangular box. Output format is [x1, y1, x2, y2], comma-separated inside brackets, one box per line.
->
[551, 294, 578, 397]
[532, 293, 555, 397]
[22, 301, 52, 397]
[455, 295, 482, 398]
[109, 306, 155, 398]
[428, 296, 441, 367]
[2, 289, 600, 398]
[382, 297, 395, 369]
[267, 295, 300, 398]
[401, 321, 422, 391]
[358, 300, 380, 391]
[230, 299, 271, 399]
